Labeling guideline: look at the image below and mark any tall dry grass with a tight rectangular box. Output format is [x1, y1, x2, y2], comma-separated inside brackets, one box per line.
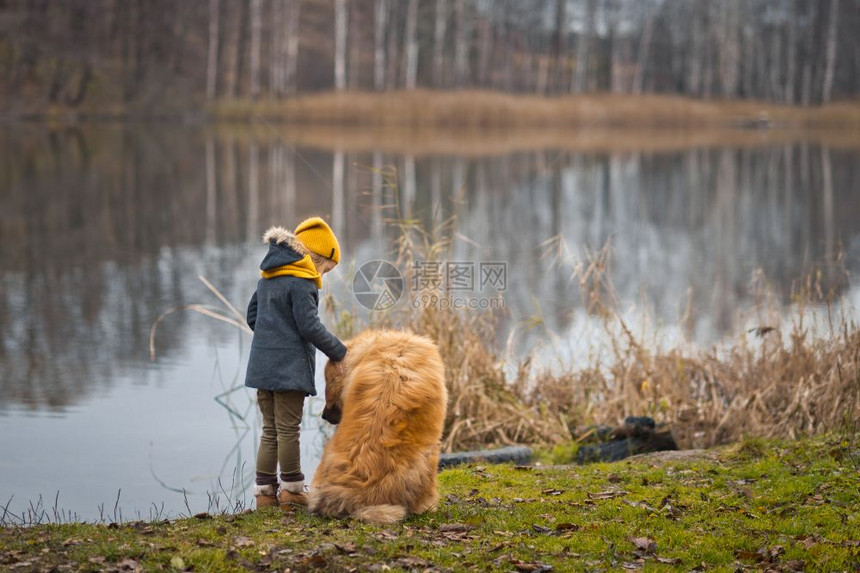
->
[328, 198, 859, 452]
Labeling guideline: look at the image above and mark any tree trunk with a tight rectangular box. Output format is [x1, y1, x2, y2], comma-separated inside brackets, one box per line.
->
[386, 0, 400, 89]
[608, 0, 623, 93]
[453, 0, 470, 88]
[785, 1, 797, 104]
[433, 0, 448, 87]
[285, 0, 301, 94]
[224, 1, 240, 98]
[234, 0, 249, 97]
[633, 2, 654, 95]
[374, 0, 388, 91]
[348, 0, 361, 89]
[550, 0, 566, 94]
[206, 0, 220, 99]
[404, 0, 419, 89]
[688, 1, 703, 95]
[821, 0, 839, 104]
[334, 0, 347, 91]
[716, 0, 740, 97]
[801, 1, 818, 106]
[249, 0, 262, 99]
[270, 0, 283, 95]
[572, 0, 595, 93]
[477, 3, 495, 87]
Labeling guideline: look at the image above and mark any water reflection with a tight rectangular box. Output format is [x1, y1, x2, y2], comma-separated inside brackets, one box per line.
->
[0, 124, 858, 519]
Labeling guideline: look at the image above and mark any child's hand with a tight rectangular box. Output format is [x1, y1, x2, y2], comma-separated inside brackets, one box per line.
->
[334, 352, 347, 376]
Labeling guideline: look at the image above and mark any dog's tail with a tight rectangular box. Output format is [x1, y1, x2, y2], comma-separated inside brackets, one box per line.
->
[351, 504, 407, 525]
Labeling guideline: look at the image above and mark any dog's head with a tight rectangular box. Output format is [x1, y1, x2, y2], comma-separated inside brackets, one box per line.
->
[322, 356, 347, 425]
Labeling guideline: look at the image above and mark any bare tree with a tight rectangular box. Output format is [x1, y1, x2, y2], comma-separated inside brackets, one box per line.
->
[608, 0, 624, 93]
[800, 1, 817, 106]
[633, 1, 655, 95]
[785, 0, 797, 104]
[822, 0, 839, 104]
[285, 0, 302, 95]
[206, 0, 220, 99]
[572, 0, 596, 93]
[386, 0, 401, 89]
[453, 0, 470, 87]
[348, 0, 361, 89]
[716, 0, 740, 98]
[404, 0, 419, 89]
[550, 0, 567, 94]
[433, 0, 448, 87]
[270, 0, 285, 95]
[223, 2, 241, 98]
[374, 0, 389, 91]
[249, 0, 262, 99]
[334, 0, 347, 91]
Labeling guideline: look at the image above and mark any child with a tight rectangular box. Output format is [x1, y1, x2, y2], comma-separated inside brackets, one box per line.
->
[245, 217, 347, 509]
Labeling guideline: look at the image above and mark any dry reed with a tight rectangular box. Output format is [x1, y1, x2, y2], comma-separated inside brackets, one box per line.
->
[330, 202, 859, 451]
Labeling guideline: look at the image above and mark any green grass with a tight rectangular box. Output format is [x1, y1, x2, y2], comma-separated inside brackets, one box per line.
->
[1, 434, 857, 572]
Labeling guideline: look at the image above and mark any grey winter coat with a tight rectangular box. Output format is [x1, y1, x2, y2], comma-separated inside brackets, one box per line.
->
[244, 228, 347, 396]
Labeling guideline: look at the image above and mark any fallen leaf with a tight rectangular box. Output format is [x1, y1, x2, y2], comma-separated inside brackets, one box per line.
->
[588, 490, 628, 500]
[656, 556, 681, 564]
[116, 558, 140, 571]
[334, 542, 358, 554]
[300, 553, 328, 569]
[735, 550, 763, 562]
[531, 524, 553, 534]
[629, 537, 657, 554]
[233, 536, 255, 547]
[555, 523, 580, 532]
[395, 556, 430, 568]
[511, 558, 553, 572]
[438, 523, 473, 533]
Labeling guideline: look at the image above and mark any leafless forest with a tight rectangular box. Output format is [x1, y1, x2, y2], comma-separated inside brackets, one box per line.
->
[0, 0, 857, 111]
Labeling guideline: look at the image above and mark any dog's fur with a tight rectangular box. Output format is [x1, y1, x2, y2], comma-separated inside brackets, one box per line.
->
[308, 329, 448, 524]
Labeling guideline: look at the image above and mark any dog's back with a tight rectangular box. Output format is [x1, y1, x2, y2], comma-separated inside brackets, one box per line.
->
[309, 330, 447, 524]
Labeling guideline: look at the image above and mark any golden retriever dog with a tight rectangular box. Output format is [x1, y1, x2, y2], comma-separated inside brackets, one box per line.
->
[308, 329, 448, 524]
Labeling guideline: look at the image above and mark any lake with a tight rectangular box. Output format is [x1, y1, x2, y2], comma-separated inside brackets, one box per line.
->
[1, 123, 859, 522]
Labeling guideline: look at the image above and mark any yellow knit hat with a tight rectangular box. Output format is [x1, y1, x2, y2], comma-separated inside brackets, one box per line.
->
[294, 217, 341, 264]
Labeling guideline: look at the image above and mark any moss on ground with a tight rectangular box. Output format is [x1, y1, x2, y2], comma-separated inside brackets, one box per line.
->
[1, 435, 857, 572]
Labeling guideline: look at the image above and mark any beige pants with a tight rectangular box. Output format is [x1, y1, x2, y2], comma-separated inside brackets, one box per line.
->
[255, 389, 305, 484]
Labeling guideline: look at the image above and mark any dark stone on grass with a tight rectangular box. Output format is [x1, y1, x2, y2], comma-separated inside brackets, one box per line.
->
[438, 446, 533, 469]
[576, 416, 678, 464]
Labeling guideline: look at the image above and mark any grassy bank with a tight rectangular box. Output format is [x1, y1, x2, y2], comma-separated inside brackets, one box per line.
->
[1, 435, 857, 571]
[212, 90, 860, 130]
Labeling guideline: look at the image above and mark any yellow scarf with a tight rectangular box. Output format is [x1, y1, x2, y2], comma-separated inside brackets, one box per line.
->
[260, 255, 322, 288]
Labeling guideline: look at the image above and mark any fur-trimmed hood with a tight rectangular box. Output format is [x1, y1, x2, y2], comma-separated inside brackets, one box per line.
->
[259, 226, 310, 271]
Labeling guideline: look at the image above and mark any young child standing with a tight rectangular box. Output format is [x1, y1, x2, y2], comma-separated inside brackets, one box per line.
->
[245, 217, 347, 509]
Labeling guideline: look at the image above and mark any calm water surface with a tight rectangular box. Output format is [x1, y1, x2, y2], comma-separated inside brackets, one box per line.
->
[1, 124, 859, 521]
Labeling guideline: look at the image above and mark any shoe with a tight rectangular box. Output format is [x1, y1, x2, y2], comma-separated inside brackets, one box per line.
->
[253, 484, 278, 509]
[278, 481, 308, 508]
